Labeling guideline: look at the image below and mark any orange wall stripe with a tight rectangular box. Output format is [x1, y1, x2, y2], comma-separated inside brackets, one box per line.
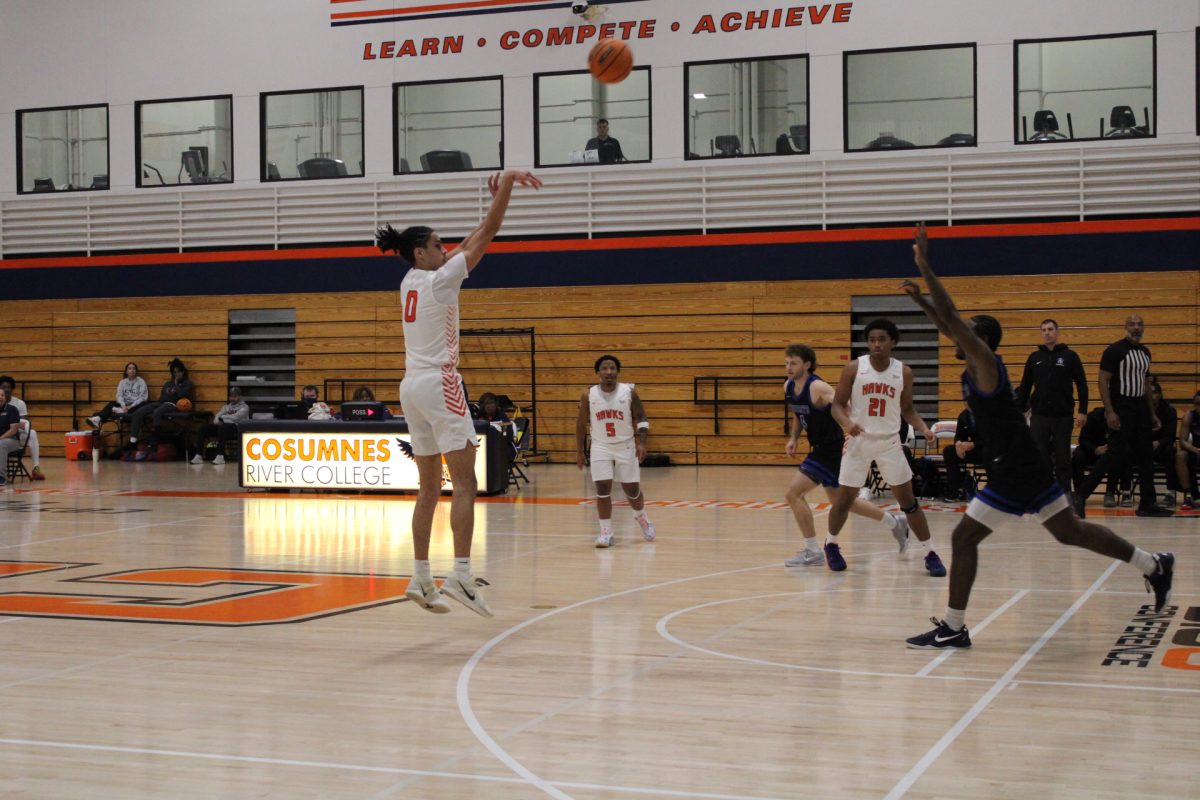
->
[1, 217, 1196, 271]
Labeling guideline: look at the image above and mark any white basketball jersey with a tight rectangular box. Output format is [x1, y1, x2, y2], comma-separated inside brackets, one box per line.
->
[400, 252, 469, 372]
[850, 355, 904, 436]
[589, 383, 635, 445]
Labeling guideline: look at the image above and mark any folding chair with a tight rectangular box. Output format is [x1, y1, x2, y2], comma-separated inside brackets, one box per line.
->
[6, 440, 32, 483]
[507, 417, 531, 488]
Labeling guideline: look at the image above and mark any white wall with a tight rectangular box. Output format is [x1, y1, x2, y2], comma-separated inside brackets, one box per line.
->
[0, 0, 1196, 197]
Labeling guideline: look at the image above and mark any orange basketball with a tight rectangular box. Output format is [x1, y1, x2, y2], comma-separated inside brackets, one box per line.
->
[176, 398, 193, 412]
[588, 38, 633, 84]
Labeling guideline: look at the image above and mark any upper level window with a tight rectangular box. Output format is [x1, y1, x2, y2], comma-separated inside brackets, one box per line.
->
[844, 44, 977, 152]
[1015, 32, 1155, 143]
[17, 104, 109, 193]
[262, 87, 363, 181]
[394, 77, 502, 174]
[136, 95, 233, 187]
[534, 67, 651, 167]
[685, 55, 809, 159]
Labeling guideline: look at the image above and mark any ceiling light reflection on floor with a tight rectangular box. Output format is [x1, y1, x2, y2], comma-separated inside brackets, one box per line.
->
[241, 496, 484, 568]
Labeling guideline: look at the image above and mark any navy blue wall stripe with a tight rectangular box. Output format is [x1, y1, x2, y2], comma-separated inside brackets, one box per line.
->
[4, 229, 1197, 301]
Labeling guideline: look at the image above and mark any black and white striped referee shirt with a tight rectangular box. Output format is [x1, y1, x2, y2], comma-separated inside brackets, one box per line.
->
[1099, 338, 1152, 399]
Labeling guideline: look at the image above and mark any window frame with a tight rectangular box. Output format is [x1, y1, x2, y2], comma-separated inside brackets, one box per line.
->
[1012, 30, 1157, 145]
[842, 41, 978, 153]
[134, 93, 235, 189]
[391, 75, 505, 176]
[532, 66, 653, 168]
[683, 52, 811, 161]
[259, 84, 365, 183]
[16, 102, 111, 194]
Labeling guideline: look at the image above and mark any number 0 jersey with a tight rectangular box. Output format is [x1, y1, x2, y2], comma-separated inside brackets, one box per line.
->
[850, 355, 904, 436]
[589, 383, 635, 445]
[400, 252, 468, 373]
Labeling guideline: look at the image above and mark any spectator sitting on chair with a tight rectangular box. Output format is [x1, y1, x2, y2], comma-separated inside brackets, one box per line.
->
[1148, 378, 1180, 507]
[192, 386, 249, 465]
[87, 362, 148, 428]
[1177, 390, 1200, 510]
[336, 386, 394, 420]
[475, 392, 509, 424]
[0, 386, 22, 486]
[0, 376, 45, 481]
[584, 118, 627, 164]
[942, 408, 985, 502]
[300, 384, 319, 411]
[1072, 407, 1123, 504]
[128, 358, 196, 456]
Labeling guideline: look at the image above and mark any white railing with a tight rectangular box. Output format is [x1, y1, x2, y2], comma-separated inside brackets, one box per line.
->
[1, 142, 1197, 257]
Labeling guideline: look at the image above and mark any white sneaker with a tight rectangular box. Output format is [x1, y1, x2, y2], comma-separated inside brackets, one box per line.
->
[594, 530, 614, 548]
[404, 577, 451, 614]
[212, 455, 226, 465]
[440, 573, 493, 618]
[190, 454, 204, 465]
[890, 512, 910, 553]
[636, 515, 656, 542]
[785, 548, 825, 567]
[87, 416, 101, 428]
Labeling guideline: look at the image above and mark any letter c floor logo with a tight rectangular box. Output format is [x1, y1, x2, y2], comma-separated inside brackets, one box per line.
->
[0, 560, 414, 626]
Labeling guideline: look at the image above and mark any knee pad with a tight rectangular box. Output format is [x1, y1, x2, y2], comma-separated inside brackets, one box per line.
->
[900, 500, 920, 515]
[626, 489, 642, 502]
[595, 493, 611, 500]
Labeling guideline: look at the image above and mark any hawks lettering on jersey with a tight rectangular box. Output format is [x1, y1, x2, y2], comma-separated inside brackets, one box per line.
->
[590, 383, 635, 444]
[850, 355, 904, 435]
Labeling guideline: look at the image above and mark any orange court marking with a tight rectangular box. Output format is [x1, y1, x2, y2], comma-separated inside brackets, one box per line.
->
[0, 567, 416, 626]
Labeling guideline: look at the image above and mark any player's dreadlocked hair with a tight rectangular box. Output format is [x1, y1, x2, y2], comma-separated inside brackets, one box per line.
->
[375, 224, 433, 265]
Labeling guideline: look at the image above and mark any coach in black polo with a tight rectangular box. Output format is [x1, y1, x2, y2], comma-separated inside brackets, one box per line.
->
[1014, 318, 1088, 498]
[1074, 315, 1173, 517]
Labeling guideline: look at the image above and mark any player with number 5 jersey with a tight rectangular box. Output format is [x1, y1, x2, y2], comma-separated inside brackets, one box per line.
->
[576, 354, 656, 548]
[375, 169, 541, 619]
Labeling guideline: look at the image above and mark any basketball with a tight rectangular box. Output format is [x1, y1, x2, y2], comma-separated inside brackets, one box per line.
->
[588, 38, 633, 84]
[176, 398, 193, 412]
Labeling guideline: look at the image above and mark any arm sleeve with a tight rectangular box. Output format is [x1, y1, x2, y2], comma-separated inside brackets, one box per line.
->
[116, 379, 127, 405]
[228, 403, 251, 423]
[1071, 351, 1088, 414]
[133, 378, 149, 406]
[1013, 352, 1036, 412]
[431, 252, 469, 305]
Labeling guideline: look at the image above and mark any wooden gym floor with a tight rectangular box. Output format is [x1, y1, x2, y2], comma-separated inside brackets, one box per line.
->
[0, 460, 1196, 799]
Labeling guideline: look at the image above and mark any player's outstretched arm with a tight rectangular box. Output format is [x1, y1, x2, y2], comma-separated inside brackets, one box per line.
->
[458, 170, 542, 271]
[908, 223, 998, 392]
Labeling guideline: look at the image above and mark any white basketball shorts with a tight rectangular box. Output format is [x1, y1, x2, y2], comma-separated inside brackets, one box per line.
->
[838, 433, 913, 488]
[590, 440, 640, 484]
[399, 370, 477, 456]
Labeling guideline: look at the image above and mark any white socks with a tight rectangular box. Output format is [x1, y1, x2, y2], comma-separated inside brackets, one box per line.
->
[825, 532, 839, 546]
[414, 560, 431, 580]
[804, 538, 821, 554]
[943, 608, 966, 631]
[453, 557, 471, 578]
[1130, 548, 1157, 576]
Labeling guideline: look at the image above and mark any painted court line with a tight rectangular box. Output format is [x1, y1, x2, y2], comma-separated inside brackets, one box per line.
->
[882, 561, 1121, 800]
[915, 589, 1028, 677]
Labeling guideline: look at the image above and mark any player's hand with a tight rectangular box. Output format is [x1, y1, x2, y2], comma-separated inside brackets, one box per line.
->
[575, 451, 585, 470]
[636, 441, 647, 462]
[1105, 409, 1120, 431]
[846, 423, 864, 438]
[918, 425, 934, 442]
[956, 441, 973, 458]
[506, 170, 542, 189]
[900, 279, 923, 301]
[785, 440, 797, 458]
[1095, 444, 1108, 456]
[1075, 413, 1086, 429]
[912, 222, 930, 268]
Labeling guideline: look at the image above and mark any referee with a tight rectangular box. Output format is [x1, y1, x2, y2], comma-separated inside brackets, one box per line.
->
[1014, 318, 1087, 498]
[1074, 315, 1173, 517]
